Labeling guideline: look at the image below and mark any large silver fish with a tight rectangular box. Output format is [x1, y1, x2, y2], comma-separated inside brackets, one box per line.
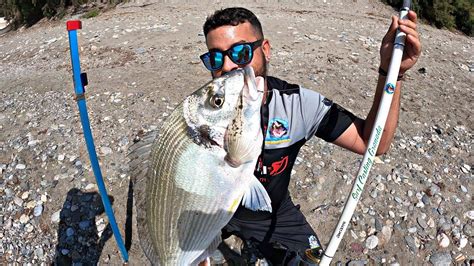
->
[129, 66, 272, 265]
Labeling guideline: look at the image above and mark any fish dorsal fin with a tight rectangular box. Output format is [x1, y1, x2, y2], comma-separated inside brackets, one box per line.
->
[241, 177, 272, 212]
[127, 130, 161, 265]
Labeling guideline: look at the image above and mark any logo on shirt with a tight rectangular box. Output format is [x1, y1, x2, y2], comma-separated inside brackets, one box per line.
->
[269, 156, 289, 176]
[384, 83, 396, 94]
[265, 118, 290, 144]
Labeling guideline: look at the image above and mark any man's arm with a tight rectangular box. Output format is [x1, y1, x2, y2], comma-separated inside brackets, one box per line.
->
[333, 11, 421, 155]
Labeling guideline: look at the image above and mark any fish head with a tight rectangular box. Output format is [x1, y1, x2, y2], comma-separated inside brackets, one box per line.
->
[183, 66, 264, 157]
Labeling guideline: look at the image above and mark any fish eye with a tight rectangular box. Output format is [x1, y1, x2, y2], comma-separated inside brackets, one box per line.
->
[210, 95, 225, 108]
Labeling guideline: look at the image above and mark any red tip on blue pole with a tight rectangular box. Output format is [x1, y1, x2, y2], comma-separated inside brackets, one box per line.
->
[67, 20, 82, 31]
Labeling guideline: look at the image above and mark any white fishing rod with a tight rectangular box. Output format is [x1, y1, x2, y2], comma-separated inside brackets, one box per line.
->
[318, 1, 411, 264]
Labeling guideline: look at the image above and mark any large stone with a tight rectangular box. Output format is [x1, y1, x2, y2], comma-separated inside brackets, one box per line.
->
[429, 252, 452, 266]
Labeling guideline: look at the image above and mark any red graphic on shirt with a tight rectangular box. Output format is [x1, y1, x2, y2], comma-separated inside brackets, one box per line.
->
[269, 156, 289, 176]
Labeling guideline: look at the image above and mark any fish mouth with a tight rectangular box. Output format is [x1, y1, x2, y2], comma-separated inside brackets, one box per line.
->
[223, 66, 264, 168]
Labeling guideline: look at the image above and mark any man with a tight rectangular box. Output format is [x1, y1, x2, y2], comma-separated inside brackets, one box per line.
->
[199, 7, 421, 265]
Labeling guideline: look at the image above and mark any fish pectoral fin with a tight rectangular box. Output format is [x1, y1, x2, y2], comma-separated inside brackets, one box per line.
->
[241, 177, 272, 212]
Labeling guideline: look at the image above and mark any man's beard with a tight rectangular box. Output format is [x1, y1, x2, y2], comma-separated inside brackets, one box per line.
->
[254, 53, 268, 78]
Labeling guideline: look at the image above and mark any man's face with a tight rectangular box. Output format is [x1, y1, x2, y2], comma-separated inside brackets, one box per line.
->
[205, 21, 270, 79]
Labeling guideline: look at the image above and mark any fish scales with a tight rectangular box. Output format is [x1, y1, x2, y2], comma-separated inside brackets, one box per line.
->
[132, 67, 272, 265]
[145, 106, 233, 263]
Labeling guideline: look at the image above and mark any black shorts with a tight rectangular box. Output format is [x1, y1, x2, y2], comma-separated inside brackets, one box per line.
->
[222, 196, 322, 265]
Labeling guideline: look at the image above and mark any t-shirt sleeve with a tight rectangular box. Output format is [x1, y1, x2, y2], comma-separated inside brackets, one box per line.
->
[315, 102, 357, 142]
[299, 87, 356, 142]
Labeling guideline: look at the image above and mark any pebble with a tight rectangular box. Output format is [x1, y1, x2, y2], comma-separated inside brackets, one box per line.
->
[451, 216, 461, 226]
[79, 220, 91, 230]
[33, 204, 43, 217]
[21, 191, 30, 199]
[51, 210, 61, 223]
[464, 210, 474, 220]
[417, 217, 428, 229]
[35, 247, 44, 259]
[85, 183, 97, 191]
[348, 260, 367, 266]
[99, 146, 113, 155]
[427, 217, 435, 228]
[66, 227, 75, 237]
[15, 164, 26, 169]
[458, 235, 467, 249]
[437, 233, 450, 248]
[388, 211, 395, 218]
[380, 226, 392, 245]
[20, 214, 30, 224]
[408, 227, 417, 233]
[14, 197, 24, 206]
[429, 252, 452, 266]
[460, 164, 470, 173]
[421, 194, 431, 205]
[427, 184, 441, 196]
[463, 224, 473, 237]
[26, 200, 36, 208]
[4, 188, 13, 198]
[404, 235, 418, 252]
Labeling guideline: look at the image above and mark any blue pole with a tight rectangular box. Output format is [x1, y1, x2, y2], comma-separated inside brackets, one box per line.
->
[66, 20, 129, 263]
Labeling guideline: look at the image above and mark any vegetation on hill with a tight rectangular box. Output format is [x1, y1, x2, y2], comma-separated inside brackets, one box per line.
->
[0, 0, 472, 36]
[383, 0, 473, 36]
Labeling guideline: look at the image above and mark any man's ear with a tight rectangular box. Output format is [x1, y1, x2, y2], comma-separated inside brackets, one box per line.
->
[262, 39, 271, 61]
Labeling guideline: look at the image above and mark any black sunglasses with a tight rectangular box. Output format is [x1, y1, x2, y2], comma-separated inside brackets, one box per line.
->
[200, 39, 263, 71]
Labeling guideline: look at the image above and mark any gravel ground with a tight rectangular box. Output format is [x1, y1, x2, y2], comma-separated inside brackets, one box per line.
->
[0, 0, 473, 265]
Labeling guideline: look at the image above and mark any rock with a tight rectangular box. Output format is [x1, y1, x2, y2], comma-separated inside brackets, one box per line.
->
[33, 204, 43, 217]
[421, 194, 430, 205]
[348, 260, 367, 266]
[429, 252, 452, 266]
[51, 210, 61, 223]
[70, 204, 79, 212]
[79, 220, 91, 230]
[417, 217, 428, 229]
[427, 184, 441, 196]
[458, 235, 467, 249]
[380, 226, 392, 245]
[14, 197, 24, 206]
[463, 224, 474, 237]
[437, 233, 450, 248]
[464, 210, 474, 220]
[26, 200, 36, 209]
[85, 183, 97, 191]
[19, 214, 30, 224]
[66, 227, 75, 237]
[21, 191, 30, 199]
[99, 146, 113, 156]
[451, 216, 461, 226]
[61, 248, 70, 255]
[404, 235, 418, 253]
[34, 247, 44, 259]
[15, 164, 26, 170]
[350, 242, 364, 253]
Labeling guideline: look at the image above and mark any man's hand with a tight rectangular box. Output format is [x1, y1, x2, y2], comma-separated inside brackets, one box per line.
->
[379, 10, 421, 75]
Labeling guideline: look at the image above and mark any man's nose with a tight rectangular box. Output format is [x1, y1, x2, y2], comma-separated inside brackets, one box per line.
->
[221, 54, 239, 73]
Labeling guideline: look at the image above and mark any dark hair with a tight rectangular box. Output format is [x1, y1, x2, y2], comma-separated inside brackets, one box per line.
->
[203, 7, 264, 38]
